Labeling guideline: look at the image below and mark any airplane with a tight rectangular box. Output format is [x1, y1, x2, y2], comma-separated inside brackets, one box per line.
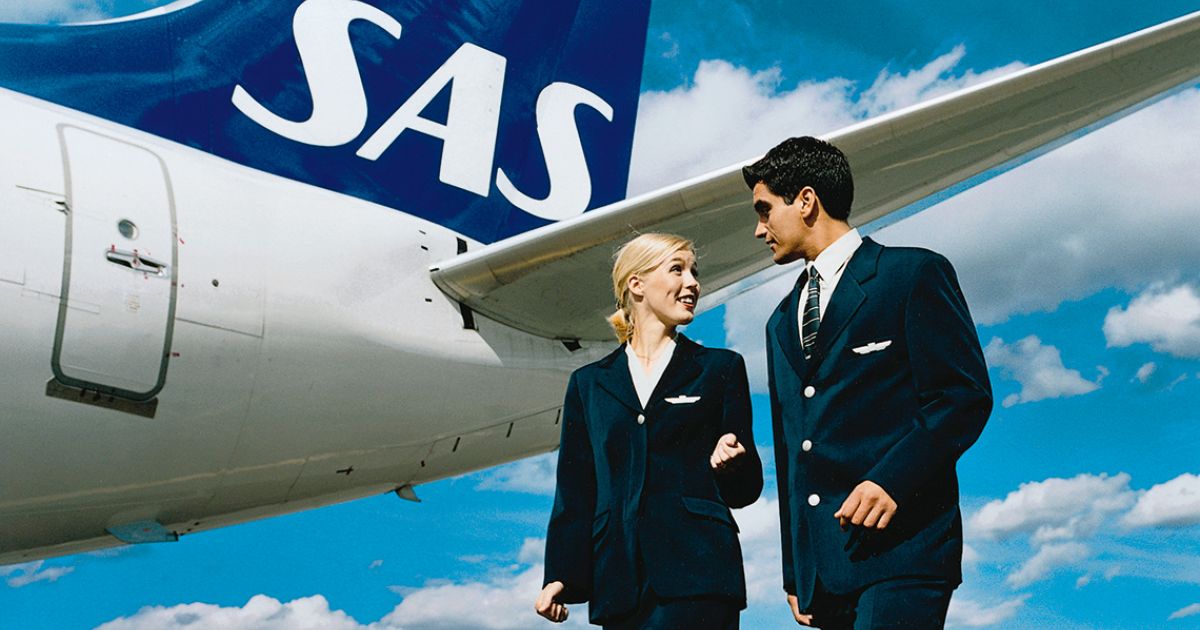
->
[2, 0, 1199, 565]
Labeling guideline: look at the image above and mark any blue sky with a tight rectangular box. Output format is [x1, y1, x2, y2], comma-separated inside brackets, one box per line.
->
[3, 1, 1200, 628]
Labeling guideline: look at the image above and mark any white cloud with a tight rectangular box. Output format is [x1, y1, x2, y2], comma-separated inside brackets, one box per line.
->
[516, 537, 544, 565]
[858, 45, 1027, 117]
[962, 543, 980, 568]
[369, 560, 383, 570]
[473, 453, 557, 495]
[732, 497, 785, 603]
[1169, 603, 1200, 621]
[3, 560, 75, 588]
[1075, 565, 1120, 590]
[95, 595, 366, 630]
[1007, 542, 1090, 588]
[658, 32, 680, 59]
[382, 565, 584, 630]
[984, 336, 1100, 407]
[946, 594, 1029, 628]
[1104, 284, 1200, 358]
[968, 473, 1134, 541]
[628, 60, 858, 197]
[1134, 362, 1158, 384]
[1123, 473, 1200, 529]
[98, 540, 584, 630]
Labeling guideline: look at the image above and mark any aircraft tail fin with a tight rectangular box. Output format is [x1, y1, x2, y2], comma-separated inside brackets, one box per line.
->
[0, 0, 652, 243]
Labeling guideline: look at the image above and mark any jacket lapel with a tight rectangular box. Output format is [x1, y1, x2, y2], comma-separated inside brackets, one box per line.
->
[646, 335, 703, 409]
[773, 277, 808, 377]
[804, 237, 881, 378]
[596, 345, 643, 413]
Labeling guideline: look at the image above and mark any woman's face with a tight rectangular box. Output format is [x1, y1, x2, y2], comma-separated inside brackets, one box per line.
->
[629, 249, 700, 329]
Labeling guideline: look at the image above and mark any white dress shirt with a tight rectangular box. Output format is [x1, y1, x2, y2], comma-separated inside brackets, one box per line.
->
[799, 228, 863, 336]
[626, 337, 676, 408]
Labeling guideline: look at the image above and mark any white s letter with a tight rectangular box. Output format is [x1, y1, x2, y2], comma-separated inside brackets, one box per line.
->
[231, 0, 402, 146]
[496, 83, 613, 221]
[357, 43, 506, 197]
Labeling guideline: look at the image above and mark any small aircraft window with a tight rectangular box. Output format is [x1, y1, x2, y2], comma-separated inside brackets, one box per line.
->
[117, 219, 138, 240]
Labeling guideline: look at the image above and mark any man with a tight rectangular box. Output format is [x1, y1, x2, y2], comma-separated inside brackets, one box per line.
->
[743, 137, 992, 629]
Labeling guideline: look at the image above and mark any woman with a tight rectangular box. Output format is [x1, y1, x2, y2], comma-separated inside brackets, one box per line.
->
[535, 233, 762, 629]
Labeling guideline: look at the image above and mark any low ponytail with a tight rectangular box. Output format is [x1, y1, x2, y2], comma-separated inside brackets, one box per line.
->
[608, 302, 634, 344]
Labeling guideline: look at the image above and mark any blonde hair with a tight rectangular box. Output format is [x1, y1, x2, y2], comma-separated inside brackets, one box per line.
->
[608, 233, 695, 343]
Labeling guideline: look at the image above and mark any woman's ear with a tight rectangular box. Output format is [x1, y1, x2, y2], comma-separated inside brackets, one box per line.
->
[627, 274, 644, 298]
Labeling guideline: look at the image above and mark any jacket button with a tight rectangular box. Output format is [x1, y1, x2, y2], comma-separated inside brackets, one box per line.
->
[636, 414, 645, 425]
[808, 494, 820, 506]
[803, 385, 816, 398]
[801, 439, 813, 452]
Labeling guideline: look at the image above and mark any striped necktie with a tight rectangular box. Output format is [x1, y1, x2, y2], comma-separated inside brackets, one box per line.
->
[801, 265, 820, 358]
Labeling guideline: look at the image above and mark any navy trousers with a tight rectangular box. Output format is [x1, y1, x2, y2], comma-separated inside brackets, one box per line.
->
[805, 577, 953, 630]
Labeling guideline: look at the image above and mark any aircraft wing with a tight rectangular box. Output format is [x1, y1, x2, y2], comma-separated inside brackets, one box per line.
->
[432, 10, 1200, 342]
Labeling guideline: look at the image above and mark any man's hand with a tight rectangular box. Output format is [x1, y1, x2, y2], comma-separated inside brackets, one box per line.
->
[710, 433, 747, 470]
[835, 480, 898, 529]
[535, 581, 568, 623]
[787, 594, 814, 626]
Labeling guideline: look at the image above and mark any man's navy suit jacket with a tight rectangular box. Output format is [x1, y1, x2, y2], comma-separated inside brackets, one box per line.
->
[766, 237, 992, 608]
[543, 335, 763, 624]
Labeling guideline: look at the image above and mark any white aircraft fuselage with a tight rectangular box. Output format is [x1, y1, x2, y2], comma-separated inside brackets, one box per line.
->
[0, 88, 604, 563]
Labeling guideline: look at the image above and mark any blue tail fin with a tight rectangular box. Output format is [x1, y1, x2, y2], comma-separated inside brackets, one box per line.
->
[0, 0, 651, 243]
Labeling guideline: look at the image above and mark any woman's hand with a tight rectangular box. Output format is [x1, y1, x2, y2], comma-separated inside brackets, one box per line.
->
[710, 433, 747, 470]
[535, 581, 569, 623]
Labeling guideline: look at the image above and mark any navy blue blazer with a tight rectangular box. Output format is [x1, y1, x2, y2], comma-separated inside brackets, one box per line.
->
[543, 335, 763, 625]
[766, 238, 992, 608]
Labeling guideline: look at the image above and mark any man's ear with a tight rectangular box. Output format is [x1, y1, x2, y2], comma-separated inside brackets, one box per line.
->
[797, 186, 819, 220]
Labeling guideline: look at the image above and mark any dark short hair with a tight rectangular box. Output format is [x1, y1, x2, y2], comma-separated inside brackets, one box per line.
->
[742, 136, 854, 221]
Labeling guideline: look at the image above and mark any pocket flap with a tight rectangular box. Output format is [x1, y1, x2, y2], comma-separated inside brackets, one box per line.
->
[681, 496, 737, 531]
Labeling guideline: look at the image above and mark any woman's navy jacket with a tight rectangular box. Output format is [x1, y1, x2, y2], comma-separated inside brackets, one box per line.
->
[543, 335, 763, 624]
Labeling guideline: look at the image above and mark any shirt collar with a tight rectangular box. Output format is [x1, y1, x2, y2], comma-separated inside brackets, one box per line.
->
[810, 228, 862, 280]
[624, 336, 677, 371]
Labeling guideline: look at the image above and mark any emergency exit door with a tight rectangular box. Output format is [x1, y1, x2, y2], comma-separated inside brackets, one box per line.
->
[52, 126, 177, 401]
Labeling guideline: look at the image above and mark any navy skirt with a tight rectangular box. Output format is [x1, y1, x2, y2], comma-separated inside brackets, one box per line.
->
[602, 583, 739, 630]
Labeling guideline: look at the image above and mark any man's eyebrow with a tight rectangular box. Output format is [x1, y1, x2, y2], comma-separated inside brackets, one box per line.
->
[754, 200, 771, 213]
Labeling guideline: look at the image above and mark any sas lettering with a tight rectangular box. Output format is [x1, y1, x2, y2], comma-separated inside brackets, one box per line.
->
[231, 0, 613, 221]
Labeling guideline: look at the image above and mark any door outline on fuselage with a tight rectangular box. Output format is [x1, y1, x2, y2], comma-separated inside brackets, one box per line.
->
[51, 125, 179, 402]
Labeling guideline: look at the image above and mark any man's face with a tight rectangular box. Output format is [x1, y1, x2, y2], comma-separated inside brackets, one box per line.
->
[752, 182, 810, 264]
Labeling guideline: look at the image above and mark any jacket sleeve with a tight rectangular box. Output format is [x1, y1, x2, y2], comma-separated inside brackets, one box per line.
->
[542, 371, 597, 603]
[766, 324, 796, 595]
[863, 254, 993, 505]
[714, 352, 763, 509]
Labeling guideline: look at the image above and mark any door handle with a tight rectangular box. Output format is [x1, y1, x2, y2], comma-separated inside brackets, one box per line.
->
[105, 248, 168, 276]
